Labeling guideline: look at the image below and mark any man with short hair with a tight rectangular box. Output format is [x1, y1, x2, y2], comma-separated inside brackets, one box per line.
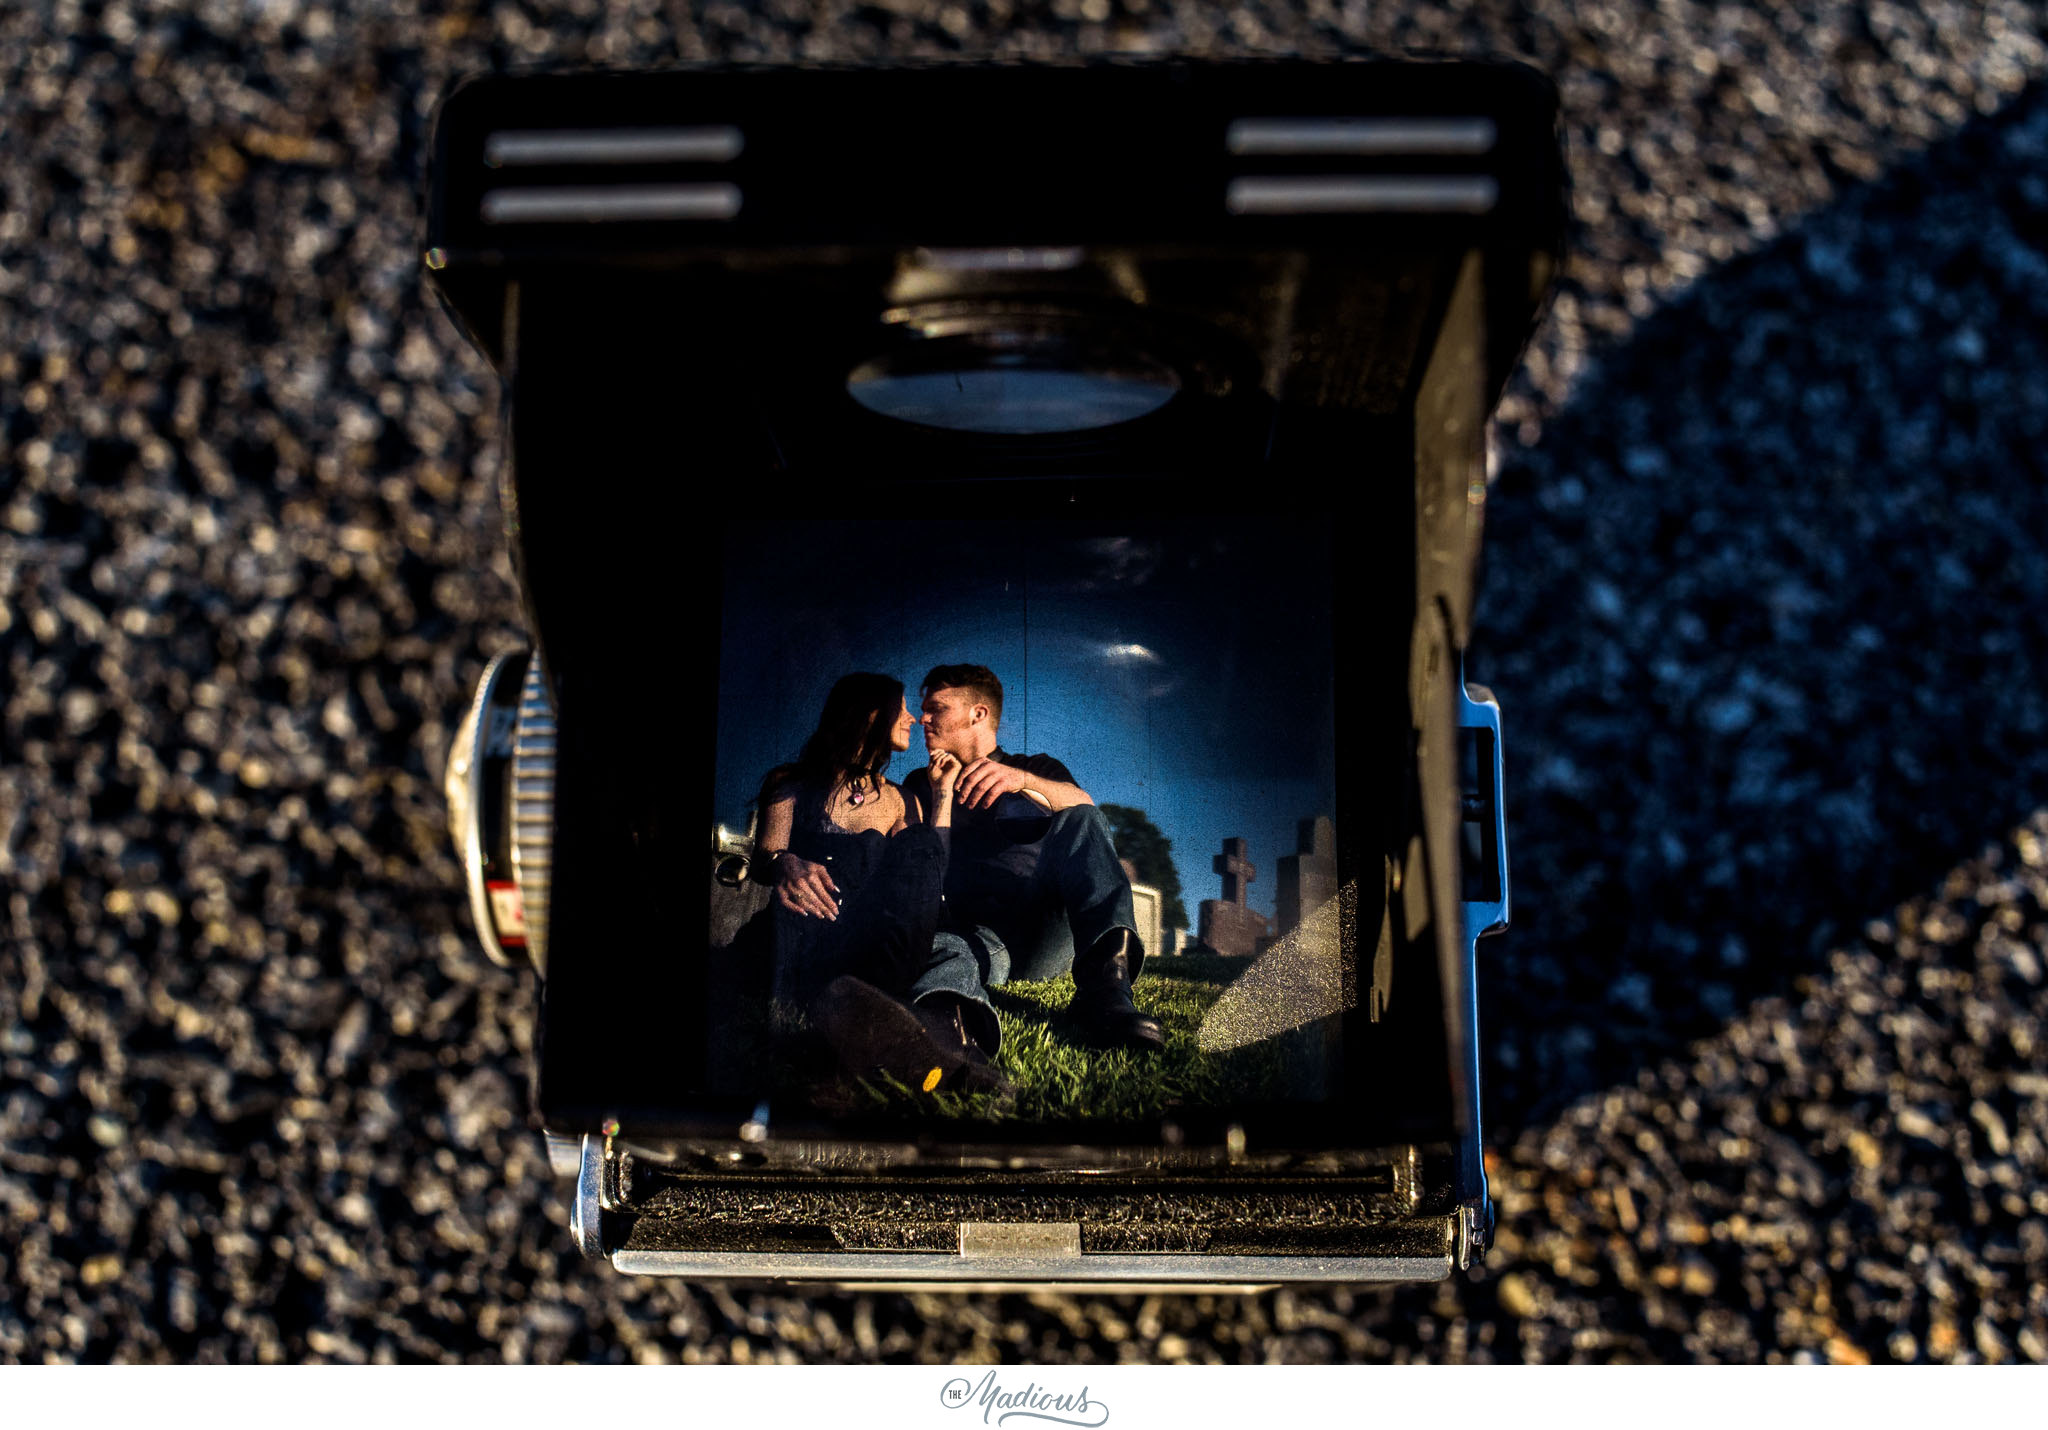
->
[893, 663, 1162, 1061]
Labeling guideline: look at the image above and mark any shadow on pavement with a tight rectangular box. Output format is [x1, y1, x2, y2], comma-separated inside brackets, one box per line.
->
[1471, 79, 2048, 1127]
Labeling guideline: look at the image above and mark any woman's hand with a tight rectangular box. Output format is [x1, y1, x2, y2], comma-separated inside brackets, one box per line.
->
[772, 852, 840, 920]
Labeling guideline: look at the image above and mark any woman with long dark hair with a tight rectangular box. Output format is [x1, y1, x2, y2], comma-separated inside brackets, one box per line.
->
[755, 671, 924, 920]
[754, 674, 1006, 1095]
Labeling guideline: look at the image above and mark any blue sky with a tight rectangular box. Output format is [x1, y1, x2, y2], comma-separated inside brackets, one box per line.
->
[715, 518, 1337, 927]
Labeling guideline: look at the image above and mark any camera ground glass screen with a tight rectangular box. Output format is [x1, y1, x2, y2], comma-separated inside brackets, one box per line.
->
[709, 518, 1346, 1124]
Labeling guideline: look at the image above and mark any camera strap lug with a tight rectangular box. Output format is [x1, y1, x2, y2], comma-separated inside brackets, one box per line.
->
[567, 1130, 636, 1260]
[1453, 1198, 1495, 1270]
[568, 1134, 606, 1261]
[543, 1129, 582, 1179]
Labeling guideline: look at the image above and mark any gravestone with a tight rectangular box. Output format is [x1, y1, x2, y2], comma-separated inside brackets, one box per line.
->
[1198, 837, 1270, 957]
[1128, 883, 1163, 969]
[1119, 857, 1164, 963]
[1275, 815, 1338, 939]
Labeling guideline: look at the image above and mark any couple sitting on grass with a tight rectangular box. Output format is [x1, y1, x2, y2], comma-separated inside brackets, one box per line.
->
[755, 663, 1160, 1100]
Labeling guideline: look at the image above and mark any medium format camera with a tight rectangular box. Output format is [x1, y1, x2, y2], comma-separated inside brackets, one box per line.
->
[428, 57, 1562, 1289]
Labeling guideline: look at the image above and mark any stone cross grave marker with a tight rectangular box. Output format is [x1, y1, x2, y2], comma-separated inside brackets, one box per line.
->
[1275, 815, 1337, 941]
[1198, 836, 1270, 957]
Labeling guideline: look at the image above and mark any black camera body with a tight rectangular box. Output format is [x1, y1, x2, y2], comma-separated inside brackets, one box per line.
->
[430, 57, 1561, 1288]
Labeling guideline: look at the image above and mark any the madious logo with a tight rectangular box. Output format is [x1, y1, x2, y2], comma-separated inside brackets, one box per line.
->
[939, 1370, 1109, 1427]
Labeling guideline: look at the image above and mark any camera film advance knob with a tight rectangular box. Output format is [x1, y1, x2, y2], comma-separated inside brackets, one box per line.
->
[507, 655, 556, 975]
[445, 648, 556, 976]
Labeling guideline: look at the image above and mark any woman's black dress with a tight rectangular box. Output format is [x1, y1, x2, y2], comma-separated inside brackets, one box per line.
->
[770, 779, 947, 1009]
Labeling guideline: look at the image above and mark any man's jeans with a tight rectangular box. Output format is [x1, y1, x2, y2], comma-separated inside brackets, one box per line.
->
[900, 805, 1137, 1050]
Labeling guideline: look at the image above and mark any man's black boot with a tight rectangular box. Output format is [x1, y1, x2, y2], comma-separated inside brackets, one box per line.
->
[914, 994, 1016, 1100]
[1068, 929, 1165, 1053]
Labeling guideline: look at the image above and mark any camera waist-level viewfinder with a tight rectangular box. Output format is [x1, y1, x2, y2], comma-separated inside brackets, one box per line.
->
[429, 58, 1563, 1289]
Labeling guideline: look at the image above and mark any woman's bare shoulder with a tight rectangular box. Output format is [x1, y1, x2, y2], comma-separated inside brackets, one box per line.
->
[759, 767, 804, 804]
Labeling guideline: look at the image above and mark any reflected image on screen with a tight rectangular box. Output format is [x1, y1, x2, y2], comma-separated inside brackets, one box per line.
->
[708, 518, 1346, 1126]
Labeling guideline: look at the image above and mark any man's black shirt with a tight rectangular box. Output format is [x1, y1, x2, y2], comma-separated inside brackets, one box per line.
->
[901, 748, 1075, 837]
[901, 748, 1077, 925]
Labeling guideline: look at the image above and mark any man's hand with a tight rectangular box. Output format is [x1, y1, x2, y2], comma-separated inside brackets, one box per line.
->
[773, 852, 840, 920]
[954, 757, 1039, 811]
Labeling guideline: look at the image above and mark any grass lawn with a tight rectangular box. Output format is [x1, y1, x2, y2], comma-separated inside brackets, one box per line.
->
[733, 951, 1296, 1124]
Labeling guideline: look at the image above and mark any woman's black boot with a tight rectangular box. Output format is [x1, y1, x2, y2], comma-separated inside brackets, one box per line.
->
[815, 976, 1013, 1100]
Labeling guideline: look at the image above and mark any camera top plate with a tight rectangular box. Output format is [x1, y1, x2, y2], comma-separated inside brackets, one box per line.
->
[428, 57, 1563, 251]
[425, 57, 1565, 400]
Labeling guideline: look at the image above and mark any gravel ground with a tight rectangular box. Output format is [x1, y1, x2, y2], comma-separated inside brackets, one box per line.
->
[4, 0, 2048, 1363]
